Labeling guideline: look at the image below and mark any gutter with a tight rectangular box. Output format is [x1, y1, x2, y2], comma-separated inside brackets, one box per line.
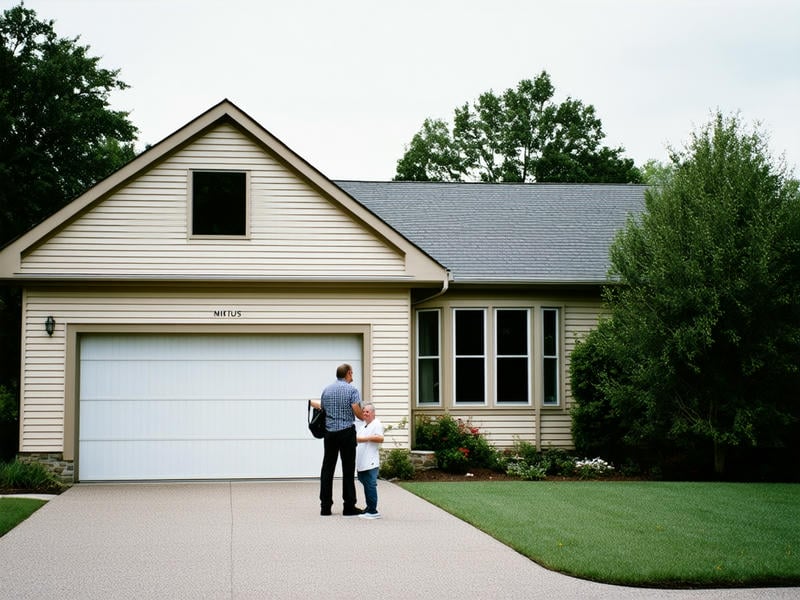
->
[412, 270, 452, 305]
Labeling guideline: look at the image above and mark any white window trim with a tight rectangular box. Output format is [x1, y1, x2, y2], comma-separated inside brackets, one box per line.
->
[416, 308, 442, 406]
[494, 307, 532, 405]
[542, 307, 560, 407]
[453, 307, 487, 405]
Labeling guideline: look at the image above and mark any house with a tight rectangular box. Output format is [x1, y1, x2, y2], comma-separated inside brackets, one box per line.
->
[0, 100, 645, 482]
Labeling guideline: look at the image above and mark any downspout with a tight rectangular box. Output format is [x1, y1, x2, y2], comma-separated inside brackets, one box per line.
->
[412, 270, 451, 306]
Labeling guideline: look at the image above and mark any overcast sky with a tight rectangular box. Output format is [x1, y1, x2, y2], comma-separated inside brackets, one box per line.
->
[15, 0, 800, 181]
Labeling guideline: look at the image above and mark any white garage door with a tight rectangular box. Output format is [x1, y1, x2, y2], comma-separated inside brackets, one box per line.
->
[78, 333, 362, 481]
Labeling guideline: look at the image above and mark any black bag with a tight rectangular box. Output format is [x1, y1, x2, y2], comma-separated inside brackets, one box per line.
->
[308, 400, 326, 439]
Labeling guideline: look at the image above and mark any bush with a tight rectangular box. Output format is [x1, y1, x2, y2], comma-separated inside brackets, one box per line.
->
[574, 457, 615, 479]
[0, 460, 64, 493]
[414, 414, 503, 474]
[379, 448, 415, 480]
[506, 442, 576, 478]
[506, 460, 547, 481]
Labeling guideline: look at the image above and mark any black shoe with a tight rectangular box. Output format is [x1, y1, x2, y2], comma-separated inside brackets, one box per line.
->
[343, 507, 364, 517]
[320, 507, 332, 516]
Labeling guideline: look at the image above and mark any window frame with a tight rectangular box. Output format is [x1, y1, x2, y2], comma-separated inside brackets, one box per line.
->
[452, 307, 487, 405]
[494, 307, 531, 405]
[189, 169, 251, 239]
[415, 308, 441, 406]
[541, 307, 560, 407]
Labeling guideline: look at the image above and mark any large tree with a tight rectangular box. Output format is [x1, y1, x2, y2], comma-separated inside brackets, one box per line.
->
[0, 3, 137, 244]
[0, 4, 138, 458]
[395, 71, 641, 183]
[571, 112, 800, 477]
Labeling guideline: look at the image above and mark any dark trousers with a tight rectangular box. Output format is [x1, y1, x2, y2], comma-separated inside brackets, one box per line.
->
[319, 425, 357, 510]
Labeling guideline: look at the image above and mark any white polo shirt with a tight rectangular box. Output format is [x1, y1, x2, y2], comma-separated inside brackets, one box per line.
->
[355, 418, 384, 472]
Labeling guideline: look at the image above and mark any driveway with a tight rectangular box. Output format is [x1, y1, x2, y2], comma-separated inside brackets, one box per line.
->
[0, 481, 796, 599]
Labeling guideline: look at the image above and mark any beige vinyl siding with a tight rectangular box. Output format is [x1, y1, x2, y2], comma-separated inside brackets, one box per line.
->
[20, 124, 406, 278]
[20, 286, 413, 454]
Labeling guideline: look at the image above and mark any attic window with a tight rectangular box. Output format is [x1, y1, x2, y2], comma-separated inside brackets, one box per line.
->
[192, 171, 248, 236]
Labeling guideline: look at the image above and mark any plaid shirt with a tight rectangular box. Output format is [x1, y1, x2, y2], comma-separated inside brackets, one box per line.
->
[321, 378, 362, 432]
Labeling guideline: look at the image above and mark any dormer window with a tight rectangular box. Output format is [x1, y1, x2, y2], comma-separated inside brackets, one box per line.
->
[191, 170, 248, 236]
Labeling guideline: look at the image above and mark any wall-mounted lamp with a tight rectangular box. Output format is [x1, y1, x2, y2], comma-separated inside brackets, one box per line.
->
[45, 316, 55, 336]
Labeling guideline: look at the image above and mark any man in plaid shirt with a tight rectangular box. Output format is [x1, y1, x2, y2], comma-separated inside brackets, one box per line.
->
[319, 363, 364, 516]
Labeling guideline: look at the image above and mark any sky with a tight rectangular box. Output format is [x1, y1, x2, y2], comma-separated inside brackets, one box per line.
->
[12, 0, 800, 181]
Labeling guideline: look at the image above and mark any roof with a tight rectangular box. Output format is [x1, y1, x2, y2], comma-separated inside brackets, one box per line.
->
[335, 181, 647, 285]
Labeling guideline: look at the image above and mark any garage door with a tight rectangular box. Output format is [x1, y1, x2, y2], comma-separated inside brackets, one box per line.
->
[78, 333, 362, 481]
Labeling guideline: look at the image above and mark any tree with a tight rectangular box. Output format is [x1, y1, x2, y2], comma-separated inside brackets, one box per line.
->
[572, 112, 800, 477]
[395, 71, 641, 183]
[0, 3, 138, 459]
[0, 3, 138, 245]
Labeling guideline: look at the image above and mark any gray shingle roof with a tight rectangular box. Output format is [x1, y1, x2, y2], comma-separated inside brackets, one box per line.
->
[334, 181, 646, 285]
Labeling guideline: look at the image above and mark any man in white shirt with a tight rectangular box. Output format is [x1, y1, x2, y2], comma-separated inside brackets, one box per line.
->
[355, 403, 384, 519]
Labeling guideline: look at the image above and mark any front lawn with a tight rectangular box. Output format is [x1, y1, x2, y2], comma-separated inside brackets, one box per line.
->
[0, 497, 47, 537]
[399, 481, 800, 588]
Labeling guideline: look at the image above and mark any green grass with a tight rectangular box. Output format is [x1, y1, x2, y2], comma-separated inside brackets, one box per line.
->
[399, 481, 800, 588]
[0, 497, 47, 537]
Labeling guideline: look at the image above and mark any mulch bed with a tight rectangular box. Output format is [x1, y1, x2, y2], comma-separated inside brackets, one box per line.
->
[406, 467, 646, 483]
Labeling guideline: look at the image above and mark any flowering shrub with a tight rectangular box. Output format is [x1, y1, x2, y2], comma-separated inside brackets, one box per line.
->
[414, 414, 503, 474]
[574, 457, 615, 479]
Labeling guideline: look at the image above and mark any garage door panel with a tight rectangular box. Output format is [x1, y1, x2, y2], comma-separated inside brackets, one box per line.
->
[81, 399, 315, 439]
[81, 360, 357, 400]
[80, 439, 324, 480]
[78, 333, 361, 480]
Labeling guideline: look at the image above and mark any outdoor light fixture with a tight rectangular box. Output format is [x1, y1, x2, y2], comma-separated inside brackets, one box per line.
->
[45, 316, 55, 336]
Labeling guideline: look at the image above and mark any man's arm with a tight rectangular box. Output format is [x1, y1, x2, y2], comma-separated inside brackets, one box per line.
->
[352, 402, 364, 420]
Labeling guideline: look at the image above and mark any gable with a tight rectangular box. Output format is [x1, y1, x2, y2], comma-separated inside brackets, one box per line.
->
[0, 101, 446, 284]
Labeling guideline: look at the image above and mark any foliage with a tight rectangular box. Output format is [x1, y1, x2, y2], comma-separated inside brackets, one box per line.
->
[0, 497, 46, 537]
[0, 459, 64, 493]
[0, 383, 17, 422]
[413, 414, 503, 473]
[0, 3, 138, 244]
[400, 481, 800, 587]
[573, 457, 615, 479]
[640, 158, 676, 187]
[0, 383, 19, 461]
[571, 112, 800, 476]
[505, 460, 547, 481]
[505, 441, 612, 480]
[379, 448, 415, 480]
[395, 71, 641, 184]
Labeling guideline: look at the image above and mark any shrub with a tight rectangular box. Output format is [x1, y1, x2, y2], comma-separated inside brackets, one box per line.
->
[506, 460, 547, 481]
[506, 442, 576, 478]
[380, 448, 415, 480]
[414, 414, 502, 474]
[0, 460, 64, 493]
[574, 457, 615, 479]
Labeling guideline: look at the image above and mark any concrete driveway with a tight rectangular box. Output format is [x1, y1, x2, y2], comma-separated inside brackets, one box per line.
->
[0, 481, 796, 599]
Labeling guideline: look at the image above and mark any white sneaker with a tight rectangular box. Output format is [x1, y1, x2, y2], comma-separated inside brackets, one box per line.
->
[358, 511, 381, 519]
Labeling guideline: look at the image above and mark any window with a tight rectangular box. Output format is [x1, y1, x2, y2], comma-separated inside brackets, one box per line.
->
[495, 309, 530, 403]
[192, 171, 247, 236]
[454, 309, 486, 403]
[416, 310, 440, 405]
[542, 308, 560, 406]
